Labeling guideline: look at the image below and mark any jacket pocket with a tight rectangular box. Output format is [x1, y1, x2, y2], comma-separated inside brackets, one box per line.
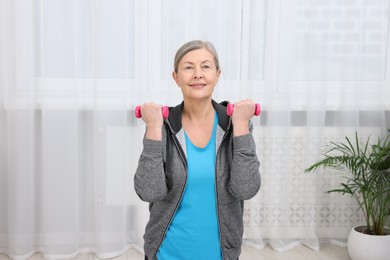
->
[144, 200, 173, 245]
[220, 200, 244, 249]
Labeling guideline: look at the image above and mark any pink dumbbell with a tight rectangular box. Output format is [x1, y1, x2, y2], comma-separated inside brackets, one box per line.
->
[226, 103, 261, 117]
[135, 106, 169, 119]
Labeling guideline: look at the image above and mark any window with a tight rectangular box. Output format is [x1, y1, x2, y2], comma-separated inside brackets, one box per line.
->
[3, 0, 389, 109]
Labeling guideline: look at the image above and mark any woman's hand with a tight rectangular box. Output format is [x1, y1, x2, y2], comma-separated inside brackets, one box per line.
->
[140, 103, 164, 141]
[231, 99, 255, 136]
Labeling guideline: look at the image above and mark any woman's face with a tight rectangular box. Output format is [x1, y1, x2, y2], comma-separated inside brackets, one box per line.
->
[173, 47, 221, 101]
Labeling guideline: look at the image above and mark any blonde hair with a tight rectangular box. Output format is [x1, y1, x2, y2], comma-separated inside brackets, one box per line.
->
[174, 40, 220, 73]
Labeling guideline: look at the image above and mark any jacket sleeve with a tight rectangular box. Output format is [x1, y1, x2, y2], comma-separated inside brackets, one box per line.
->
[229, 122, 261, 200]
[134, 130, 168, 202]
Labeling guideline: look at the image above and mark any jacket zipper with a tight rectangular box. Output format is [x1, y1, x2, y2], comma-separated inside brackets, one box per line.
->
[215, 119, 232, 260]
[153, 132, 188, 259]
[153, 117, 231, 259]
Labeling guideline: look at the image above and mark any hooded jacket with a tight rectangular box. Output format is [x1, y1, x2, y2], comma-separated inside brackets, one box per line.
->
[134, 100, 261, 260]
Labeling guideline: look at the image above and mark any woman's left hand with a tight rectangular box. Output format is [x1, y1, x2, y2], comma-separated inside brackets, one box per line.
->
[231, 99, 255, 136]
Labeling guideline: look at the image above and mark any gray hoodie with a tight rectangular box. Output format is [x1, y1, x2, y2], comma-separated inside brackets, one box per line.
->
[134, 100, 261, 260]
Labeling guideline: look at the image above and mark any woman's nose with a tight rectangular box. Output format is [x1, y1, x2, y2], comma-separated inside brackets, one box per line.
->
[193, 67, 203, 78]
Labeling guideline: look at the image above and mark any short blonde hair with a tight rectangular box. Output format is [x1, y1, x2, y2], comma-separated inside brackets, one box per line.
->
[174, 40, 220, 73]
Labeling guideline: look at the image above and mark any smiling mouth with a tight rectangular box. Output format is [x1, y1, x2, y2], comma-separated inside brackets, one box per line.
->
[190, 83, 206, 89]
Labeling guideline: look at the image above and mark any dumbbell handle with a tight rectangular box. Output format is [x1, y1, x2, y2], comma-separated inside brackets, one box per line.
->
[227, 103, 261, 117]
[135, 106, 169, 119]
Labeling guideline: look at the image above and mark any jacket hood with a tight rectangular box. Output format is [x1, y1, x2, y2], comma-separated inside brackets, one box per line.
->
[167, 100, 231, 134]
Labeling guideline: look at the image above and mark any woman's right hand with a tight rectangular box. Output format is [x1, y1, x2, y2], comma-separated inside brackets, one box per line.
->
[140, 103, 163, 141]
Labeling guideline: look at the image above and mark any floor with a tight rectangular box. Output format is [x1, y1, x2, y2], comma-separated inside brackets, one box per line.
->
[1, 244, 351, 260]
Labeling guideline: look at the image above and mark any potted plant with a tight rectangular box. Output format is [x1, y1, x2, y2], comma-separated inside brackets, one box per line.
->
[305, 130, 390, 260]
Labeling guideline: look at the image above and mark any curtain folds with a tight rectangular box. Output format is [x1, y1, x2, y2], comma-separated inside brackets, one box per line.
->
[1, 0, 389, 258]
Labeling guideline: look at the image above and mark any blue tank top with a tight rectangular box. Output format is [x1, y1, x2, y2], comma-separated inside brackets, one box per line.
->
[157, 112, 222, 260]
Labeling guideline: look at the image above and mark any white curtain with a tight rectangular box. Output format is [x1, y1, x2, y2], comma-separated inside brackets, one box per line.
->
[0, 0, 389, 258]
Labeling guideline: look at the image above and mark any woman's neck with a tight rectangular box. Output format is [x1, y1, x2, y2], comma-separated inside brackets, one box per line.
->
[182, 98, 214, 121]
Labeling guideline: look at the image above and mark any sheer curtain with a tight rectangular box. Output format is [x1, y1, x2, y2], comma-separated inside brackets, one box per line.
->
[0, 0, 389, 259]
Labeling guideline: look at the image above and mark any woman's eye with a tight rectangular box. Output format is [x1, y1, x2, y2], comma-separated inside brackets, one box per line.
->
[202, 65, 210, 69]
[184, 66, 193, 70]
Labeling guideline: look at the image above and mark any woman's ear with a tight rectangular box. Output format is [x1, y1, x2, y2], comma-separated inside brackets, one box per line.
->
[215, 69, 221, 83]
[217, 69, 221, 78]
[172, 71, 178, 83]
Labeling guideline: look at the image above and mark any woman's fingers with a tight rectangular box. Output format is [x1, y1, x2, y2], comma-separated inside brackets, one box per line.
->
[139, 103, 164, 128]
[232, 99, 256, 120]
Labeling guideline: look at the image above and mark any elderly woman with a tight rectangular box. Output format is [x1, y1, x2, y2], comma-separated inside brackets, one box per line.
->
[134, 40, 261, 260]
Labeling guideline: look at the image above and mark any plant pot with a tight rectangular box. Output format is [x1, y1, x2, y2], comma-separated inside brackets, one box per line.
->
[347, 226, 390, 260]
